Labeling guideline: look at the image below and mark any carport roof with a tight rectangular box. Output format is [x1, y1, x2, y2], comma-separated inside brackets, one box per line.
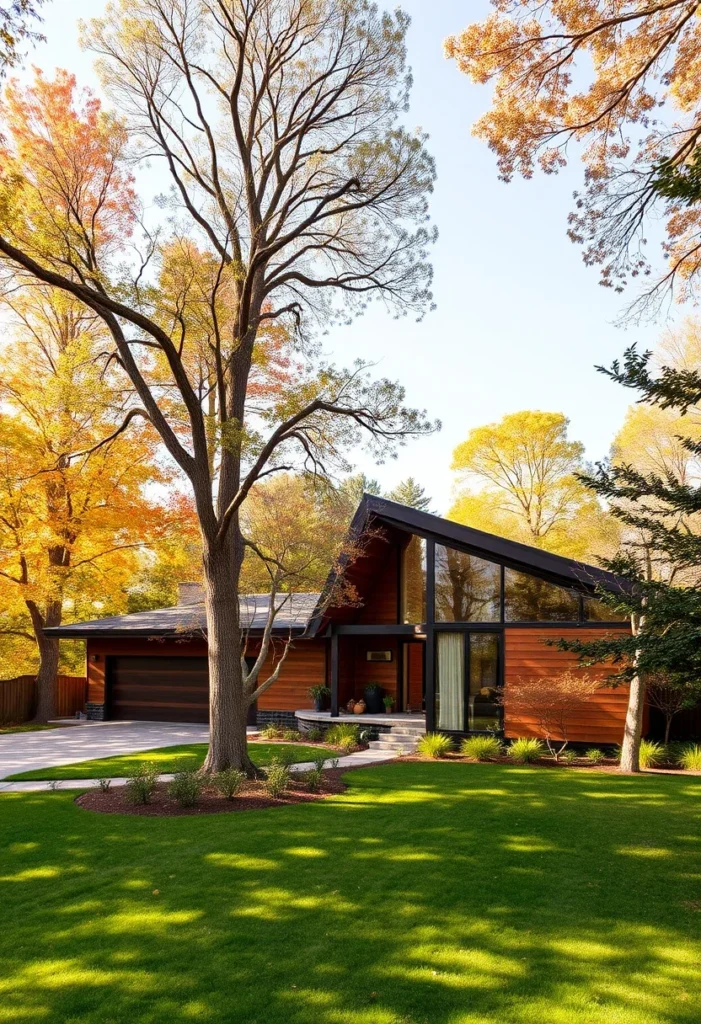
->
[44, 592, 321, 639]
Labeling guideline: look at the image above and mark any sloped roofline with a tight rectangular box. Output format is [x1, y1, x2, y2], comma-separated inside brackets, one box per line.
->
[306, 494, 628, 636]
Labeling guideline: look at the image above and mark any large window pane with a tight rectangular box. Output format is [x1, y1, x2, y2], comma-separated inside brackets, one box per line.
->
[468, 634, 501, 732]
[401, 535, 426, 624]
[435, 544, 500, 622]
[504, 568, 580, 622]
[583, 594, 622, 622]
[436, 632, 464, 731]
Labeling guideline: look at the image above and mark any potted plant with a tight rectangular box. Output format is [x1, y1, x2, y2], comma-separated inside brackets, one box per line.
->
[353, 699, 366, 715]
[383, 695, 395, 714]
[308, 684, 331, 712]
[363, 682, 384, 714]
[346, 698, 356, 713]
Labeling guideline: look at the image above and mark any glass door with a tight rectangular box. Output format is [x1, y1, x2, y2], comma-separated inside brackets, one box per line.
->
[435, 631, 502, 733]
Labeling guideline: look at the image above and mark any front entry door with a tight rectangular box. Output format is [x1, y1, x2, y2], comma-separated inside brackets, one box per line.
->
[436, 632, 501, 733]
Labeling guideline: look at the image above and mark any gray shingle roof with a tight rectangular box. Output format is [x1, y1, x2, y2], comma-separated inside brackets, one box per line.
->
[44, 593, 321, 639]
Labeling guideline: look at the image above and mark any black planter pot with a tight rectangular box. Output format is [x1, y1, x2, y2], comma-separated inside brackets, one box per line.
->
[363, 685, 384, 714]
[313, 696, 328, 712]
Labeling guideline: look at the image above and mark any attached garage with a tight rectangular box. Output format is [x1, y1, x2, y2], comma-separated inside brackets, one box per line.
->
[108, 655, 209, 723]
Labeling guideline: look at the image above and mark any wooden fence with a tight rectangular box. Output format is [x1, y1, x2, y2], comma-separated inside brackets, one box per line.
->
[0, 675, 88, 724]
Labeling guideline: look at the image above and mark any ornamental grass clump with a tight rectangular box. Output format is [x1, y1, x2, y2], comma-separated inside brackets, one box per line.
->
[326, 723, 359, 746]
[282, 729, 300, 742]
[585, 748, 604, 765]
[460, 736, 502, 761]
[313, 753, 328, 772]
[125, 763, 158, 805]
[508, 738, 545, 764]
[306, 727, 323, 742]
[677, 744, 701, 771]
[638, 739, 665, 769]
[213, 767, 246, 800]
[260, 725, 282, 740]
[562, 749, 578, 765]
[168, 770, 204, 808]
[417, 733, 453, 759]
[265, 758, 290, 798]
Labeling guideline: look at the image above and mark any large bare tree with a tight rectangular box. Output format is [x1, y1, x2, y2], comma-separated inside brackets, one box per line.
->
[0, 1, 437, 771]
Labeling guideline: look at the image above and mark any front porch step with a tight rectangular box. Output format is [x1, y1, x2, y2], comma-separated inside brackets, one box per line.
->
[368, 739, 417, 754]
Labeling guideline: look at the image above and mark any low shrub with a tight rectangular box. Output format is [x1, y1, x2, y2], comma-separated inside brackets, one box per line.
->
[337, 735, 358, 753]
[585, 748, 604, 765]
[313, 753, 328, 772]
[282, 729, 300, 742]
[305, 727, 323, 742]
[213, 767, 246, 800]
[417, 733, 453, 759]
[265, 758, 290, 798]
[460, 736, 502, 761]
[125, 763, 158, 805]
[508, 738, 545, 764]
[677, 744, 701, 771]
[97, 777, 112, 793]
[304, 767, 324, 792]
[326, 723, 360, 746]
[562, 749, 578, 765]
[260, 724, 282, 740]
[168, 770, 204, 808]
[278, 746, 302, 766]
[639, 739, 665, 769]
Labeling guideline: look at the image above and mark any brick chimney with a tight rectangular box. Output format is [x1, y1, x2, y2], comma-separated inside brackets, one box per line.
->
[177, 582, 205, 606]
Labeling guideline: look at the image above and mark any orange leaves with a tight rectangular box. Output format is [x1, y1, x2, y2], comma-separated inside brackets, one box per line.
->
[446, 1, 701, 299]
[0, 68, 136, 269]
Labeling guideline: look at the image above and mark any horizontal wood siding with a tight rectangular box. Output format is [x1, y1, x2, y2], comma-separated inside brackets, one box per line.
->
[0, 675, 87, 724]
[354, 543, 399, 625]
[88, 636, 324, 715]
[504, 627, 634, 744]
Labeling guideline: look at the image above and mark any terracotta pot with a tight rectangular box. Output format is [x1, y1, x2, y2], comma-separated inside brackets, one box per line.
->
[384, 706, 393, 714]
[353, 700, 366, 715]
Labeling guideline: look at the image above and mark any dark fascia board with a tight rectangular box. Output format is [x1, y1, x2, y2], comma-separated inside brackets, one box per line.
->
[43, 625, 309, 640]
[306, 494, 629, 636]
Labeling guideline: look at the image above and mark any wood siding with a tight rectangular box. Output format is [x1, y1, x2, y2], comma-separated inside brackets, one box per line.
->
[0, 675, 87, 724]
[87, 636, 325, 716]
[503, 627, 634, 744]
[354, 543, 399, 625]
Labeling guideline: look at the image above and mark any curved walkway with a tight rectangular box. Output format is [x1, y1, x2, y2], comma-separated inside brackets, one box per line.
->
[0, 746, 395, 792]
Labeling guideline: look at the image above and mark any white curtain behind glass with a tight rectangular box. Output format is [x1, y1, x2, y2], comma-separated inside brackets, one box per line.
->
[437, 633, 464, 731]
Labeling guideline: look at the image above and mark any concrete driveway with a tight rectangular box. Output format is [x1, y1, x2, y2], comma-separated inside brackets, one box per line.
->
[0, 721, 210, 780]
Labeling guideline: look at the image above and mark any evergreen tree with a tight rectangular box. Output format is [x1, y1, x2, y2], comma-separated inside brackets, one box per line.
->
[387, 477, 433, 512]
[557, 346, 701, 772]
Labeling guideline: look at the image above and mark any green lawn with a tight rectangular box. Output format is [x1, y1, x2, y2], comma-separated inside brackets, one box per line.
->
[0, 763, 700, 1024]
[0, 724, 60, 735]
[7, 742, 336, 781]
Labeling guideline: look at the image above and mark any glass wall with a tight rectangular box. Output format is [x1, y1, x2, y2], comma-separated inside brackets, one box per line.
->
[436, 632, 464, 731]
[435, 544, 500, 622]
[401, 535, 426, 624]
[468, 634, 501, 731]
[504, 568, 580, 622]
[583, 594, 621, 621]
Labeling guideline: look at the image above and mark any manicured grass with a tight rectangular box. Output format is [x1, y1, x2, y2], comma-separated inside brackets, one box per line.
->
[1, 762, 700, 1024]
[0, 723, 60, 735]
[7, 742, 336, 781]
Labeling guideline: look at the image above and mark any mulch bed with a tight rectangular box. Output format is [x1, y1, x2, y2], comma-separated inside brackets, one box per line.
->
[76, 767, 357, 817]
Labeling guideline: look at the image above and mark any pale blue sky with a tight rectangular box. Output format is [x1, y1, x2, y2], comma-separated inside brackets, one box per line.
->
[26, 0, 678, 512]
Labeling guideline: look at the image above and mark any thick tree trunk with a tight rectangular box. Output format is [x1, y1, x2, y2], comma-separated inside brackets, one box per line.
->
[620, 612, 646, 773]
[200, 532, 258, 776]
[27, 599, 61, 725]
[620, 672, 645, 773]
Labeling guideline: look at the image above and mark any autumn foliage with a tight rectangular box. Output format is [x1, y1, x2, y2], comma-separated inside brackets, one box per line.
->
[501, 671, 602, 758]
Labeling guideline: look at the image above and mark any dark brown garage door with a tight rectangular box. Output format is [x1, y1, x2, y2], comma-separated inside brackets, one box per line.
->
[109, 656, 209, 723]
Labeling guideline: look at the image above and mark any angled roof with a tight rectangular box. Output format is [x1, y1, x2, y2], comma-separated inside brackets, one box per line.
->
[44, 592, 321, 639]
[306, 494, 627, 635]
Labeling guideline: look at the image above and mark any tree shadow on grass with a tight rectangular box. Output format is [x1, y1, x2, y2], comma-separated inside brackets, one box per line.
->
[0, 762, 700, 1024]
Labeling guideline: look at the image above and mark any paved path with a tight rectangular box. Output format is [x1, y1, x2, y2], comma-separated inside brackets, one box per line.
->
[0, 721, 211, 780]
[0, 746, 397, 792]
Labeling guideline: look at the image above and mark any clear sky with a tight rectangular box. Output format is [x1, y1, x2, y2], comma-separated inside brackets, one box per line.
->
[24, 0, 680, 513]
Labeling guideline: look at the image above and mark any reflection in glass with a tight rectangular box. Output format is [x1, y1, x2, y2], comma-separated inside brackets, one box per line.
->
[583, 594, 621, 622]
[436, 632, 464, 731]
[435, 544, 500, 622]
[468, 633, 501, 732]
[401, 535, 426, 624]
[504, 568, 580, 621]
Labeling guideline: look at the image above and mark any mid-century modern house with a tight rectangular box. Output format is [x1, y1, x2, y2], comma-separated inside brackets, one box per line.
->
[48, 494, 657, 743]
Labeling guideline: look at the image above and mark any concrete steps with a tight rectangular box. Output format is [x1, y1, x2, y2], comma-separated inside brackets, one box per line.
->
[367, 719, 425, 755]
